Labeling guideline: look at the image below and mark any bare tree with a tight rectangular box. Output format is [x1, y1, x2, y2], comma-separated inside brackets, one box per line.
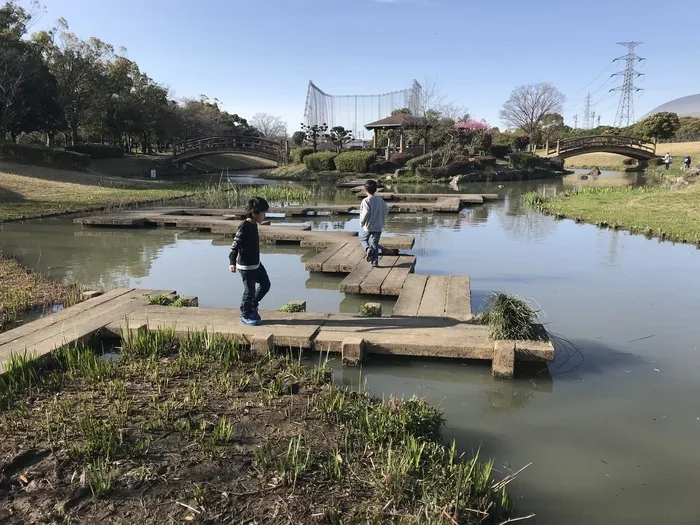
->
[406, 77, 469, 153]
[250, 112, 287, 140]
[499, 83, 565, 146]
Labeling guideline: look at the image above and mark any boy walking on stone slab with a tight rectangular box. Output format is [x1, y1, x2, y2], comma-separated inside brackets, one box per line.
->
[229, 197, 271, 326]
[359, 179, 389, 267]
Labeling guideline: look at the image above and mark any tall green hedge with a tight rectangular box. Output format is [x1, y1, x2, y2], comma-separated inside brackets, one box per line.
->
[303, 152, 337, 171]
[66, 143, 124, 159]
[291, 147, 314, 164]
[508, 152, 540, 170]
[334, 150, 377, 173]
[0, 143, 90, 170]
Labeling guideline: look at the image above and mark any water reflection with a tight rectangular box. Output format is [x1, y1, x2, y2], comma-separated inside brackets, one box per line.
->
[332, 357, 554, 414]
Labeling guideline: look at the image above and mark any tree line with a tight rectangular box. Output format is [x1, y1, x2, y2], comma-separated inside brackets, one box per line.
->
[0, 2, 287, 154]
[498, 82, 700, 149]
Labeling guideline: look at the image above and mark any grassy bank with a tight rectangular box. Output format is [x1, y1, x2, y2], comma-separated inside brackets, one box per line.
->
[0, 162, 192, 222]
[0, 329, 519, 523]
[525, 182, 700, 244]
[264, 163, 354, 182]
[0, 255, 81, 332]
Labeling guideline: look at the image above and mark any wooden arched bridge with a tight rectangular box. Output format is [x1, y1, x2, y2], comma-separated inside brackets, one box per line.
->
[169, 136, 288, 164]
[545, 135, 658, 161]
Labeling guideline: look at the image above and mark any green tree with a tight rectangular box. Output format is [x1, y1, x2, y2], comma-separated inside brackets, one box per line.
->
[300, 122, 327, 152]
[327, 126, 352, 152]
[291, 131, 305, 147]
[635, 112, 681, 142]
[0, 1, 63, 140]
[676, 117, 700, 141]
[32, 19, 114, 145]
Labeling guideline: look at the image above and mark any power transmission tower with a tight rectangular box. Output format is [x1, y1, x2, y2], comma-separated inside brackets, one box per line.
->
[583, 93, 592, 129]
[597, 115, 601, 127]
[610, 42, 644, 127]
[591, 110, 596, 128]
[574, 115, 578, 129]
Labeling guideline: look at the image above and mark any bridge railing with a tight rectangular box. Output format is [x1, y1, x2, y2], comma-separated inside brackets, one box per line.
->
[546, 135, 656, 156]
[172, 135, 285, 161]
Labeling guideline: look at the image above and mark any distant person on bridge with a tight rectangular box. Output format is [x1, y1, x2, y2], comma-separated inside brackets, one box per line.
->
[663, 153, 672, 170]
[683, 156, 691, 170]
[359, 179, 388, 268]
[229, 197, 271, 326]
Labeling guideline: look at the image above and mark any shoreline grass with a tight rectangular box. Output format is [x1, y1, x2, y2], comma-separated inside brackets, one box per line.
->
[0, 255, 82, 332]
[524, 182, 700, 244]
[0, 328, 524, 523]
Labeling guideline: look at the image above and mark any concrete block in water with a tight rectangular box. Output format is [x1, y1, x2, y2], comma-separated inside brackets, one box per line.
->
[251, 333, 274, 356]
[492, 340, 516, 379]
[342, 337, 365, 366]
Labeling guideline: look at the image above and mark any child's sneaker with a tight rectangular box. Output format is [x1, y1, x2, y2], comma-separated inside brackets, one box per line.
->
[371, 260, 379, 268]
[251, 308, 262, 322]
[365, 247, 373, 262]
[240, 314, 260, 326]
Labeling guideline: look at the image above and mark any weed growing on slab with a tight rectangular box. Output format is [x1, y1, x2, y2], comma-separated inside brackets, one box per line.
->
[485, 292, 548, 342]
[279, 301, 306, 313]
[0, 328, 527, 524]
[147, 294, 172, 306]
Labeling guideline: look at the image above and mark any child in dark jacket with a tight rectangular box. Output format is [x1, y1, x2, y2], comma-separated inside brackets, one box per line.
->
[228, 197, 270, 326]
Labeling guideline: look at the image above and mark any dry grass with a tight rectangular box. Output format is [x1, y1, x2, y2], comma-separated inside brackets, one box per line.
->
[187, 153, 276, 172]
[0, 162, 190, 221]
[0, 255, 80, 331]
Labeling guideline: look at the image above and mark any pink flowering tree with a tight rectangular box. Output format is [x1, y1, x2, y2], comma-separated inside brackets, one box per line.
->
[453, 119, 492, 154]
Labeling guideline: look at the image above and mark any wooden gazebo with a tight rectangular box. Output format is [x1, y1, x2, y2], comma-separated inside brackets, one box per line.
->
[364, 114, 428, 154]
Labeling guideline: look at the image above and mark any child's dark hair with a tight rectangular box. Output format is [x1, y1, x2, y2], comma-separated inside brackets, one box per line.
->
[245, 197, 270, 218]
[364, 179, 378, 194]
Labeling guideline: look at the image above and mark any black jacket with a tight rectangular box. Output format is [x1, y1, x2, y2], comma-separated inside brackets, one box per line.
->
[228, 220, 260, 270]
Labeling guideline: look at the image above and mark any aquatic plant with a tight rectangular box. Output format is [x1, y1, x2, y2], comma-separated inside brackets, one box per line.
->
[522, 191, 545, 208]
[484, 292, 548, 341]
[182, 183, 335, 208]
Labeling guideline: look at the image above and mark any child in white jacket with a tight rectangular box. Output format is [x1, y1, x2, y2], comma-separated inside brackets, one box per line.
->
[359, 179, 389, 267]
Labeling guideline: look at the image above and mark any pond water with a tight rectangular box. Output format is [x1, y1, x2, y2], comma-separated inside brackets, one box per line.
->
[2, 170, 699, 524]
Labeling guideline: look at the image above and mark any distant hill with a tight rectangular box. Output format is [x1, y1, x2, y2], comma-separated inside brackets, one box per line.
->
[642, 94, 700, 119]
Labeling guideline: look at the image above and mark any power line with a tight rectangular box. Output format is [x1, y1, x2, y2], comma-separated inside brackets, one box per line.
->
[569, 62, 616, 100]
[610, 42, 644, 127]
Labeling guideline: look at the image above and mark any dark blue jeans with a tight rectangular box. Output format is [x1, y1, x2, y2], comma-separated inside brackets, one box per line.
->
[239, 264, 270, 316]
[360, 231, 381, 263]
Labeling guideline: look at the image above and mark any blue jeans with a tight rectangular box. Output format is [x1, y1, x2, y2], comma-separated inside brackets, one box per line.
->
[360, 231, 381, 263]
[239, 264, 270, 316]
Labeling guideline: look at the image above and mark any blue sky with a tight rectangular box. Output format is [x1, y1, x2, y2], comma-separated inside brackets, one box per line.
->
[35, 0, 699, 132]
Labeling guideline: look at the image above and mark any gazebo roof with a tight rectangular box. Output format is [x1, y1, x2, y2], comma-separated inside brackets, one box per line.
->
[364, 114, 427, 130]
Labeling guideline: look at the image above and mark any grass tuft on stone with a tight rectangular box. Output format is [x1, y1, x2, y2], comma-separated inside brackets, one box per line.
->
[485, 292, 547, 342]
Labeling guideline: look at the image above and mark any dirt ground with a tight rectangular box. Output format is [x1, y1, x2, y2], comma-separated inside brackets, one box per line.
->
[0, 329, 514, 524]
